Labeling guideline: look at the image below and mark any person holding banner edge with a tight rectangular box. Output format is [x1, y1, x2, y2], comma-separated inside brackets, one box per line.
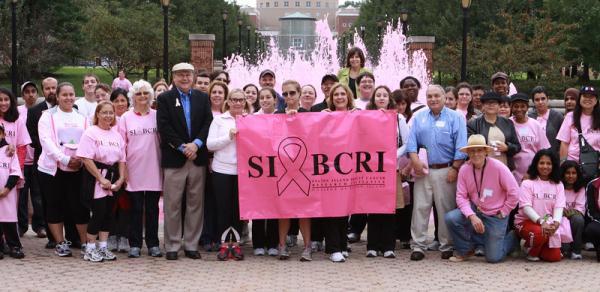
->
[406, 84, 468, 261]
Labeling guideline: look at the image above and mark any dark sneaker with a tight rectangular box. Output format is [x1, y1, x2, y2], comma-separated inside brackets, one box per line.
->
[148, 246, 162, 257]
[9, 247, 25, 259]
[231, 244, 244, 261]
[217, 244, 230, 261]
[441, 250, 454, 260]
[129, 247, 141, 258]
[410, 249, 425, 261]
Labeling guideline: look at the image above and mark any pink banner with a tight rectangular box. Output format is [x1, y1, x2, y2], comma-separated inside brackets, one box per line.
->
[236, 110, 397, 220]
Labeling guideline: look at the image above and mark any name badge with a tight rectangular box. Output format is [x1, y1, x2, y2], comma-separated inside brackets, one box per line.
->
[435, 121, 446, 128]
[483, 188, 493, 197]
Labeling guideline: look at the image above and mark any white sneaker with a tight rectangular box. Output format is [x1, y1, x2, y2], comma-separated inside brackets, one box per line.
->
[84, 247, 103, 262]
[571, 253, 582, 260]
[99, 247, 117, 261]
[341, 251, 349, 258]
[526, 255, 540, 262]
[267, 248, 279, 256]
[118, 237, 130, 253]
[108, 236, 118, 251]
[584, 242, 595, 251]
[254, 248, 265, 256]
[330, 252, 346, 262]
[383, 251, 396, 258]
[366, 250, 377, 257]
[80, 243, 87, 255]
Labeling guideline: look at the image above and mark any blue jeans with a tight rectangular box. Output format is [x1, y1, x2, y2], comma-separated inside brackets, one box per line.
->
[445, 208, 515, 263]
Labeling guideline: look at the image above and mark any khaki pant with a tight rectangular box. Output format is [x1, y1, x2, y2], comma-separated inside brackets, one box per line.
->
[410, 167, 456, 252]
[163, 161, 206, 252]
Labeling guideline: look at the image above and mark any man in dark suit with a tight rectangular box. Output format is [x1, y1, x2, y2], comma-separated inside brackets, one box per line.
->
[26, 77, 83, 249]
[157, 63, 213, 260]
[528, 85, 564, 155]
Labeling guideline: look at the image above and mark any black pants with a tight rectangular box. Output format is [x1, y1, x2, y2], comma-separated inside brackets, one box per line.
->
[367, 214, 396, 252]
[585, 221, 600, 261]
[17, 164, 45, 233]
[38, 169, 89, 224]
[0, 222, 21, 248]
[348, 214, 367, 236]
[88, 196, 115, 235]
[213, 172, 242, 240]
[288, 219, 299, 236]
[252, 219, 278, 249]
[395, 181, 413, 241]
[200, 171, 218, 244]
[128, 191, 160, 248]
[109, 190, 130, 238]
[311, 218, 325, 242]
[324, 216, 348, 254]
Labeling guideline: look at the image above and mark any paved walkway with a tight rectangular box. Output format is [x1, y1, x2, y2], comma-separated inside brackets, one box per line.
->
[3, 229, 600, 291]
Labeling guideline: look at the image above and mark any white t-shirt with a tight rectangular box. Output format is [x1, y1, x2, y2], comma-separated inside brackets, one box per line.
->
[75, 98, 98, 119]
[354, 98, 370, 110]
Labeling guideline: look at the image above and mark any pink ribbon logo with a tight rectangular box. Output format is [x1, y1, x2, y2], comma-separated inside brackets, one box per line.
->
[277, 137, 311, 196]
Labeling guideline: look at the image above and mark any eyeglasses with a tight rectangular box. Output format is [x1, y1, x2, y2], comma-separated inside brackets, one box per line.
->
[359, 79, 374, 85]
[282, 91, 297, 97]
[98, 111, 114, 116]
[228, 98, 246, 104]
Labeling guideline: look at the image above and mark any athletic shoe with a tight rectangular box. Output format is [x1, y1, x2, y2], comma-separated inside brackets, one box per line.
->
[366, 250, 377, 257]
[571, 253, 582, 260]
[526, 255, 540, 262]
[55, 241, 72, 257]
[231, 243, 244, 260]
[330, 252, 346, 262]
[286, 235, 298, 247]
[341, 251, 349, 258]
[347, 233, 359, 243]
[148, 246, 162, 257]
[278, 246, 290, 260]
[254, 248, 265, 256]
[449, 251, 474, 262]
[84, 247, 103, 262]
[80, 243, 87, 255]
[474, 246, 485, 257]
[217, 244, 230, 261]
[129, 247, 141, 258]
[311, 241, 319, 253]
[300, 248, 312, 262]
[118, 237, 130, 253]
[9, 247, 25, 259]
[267, 248, 279, 256]
[584, 242, 595, 251]
[410, 248, 425, 261]
[99, 247, 117, 261]
[383, 251, 396, 258]
[108, 236, 118, 251]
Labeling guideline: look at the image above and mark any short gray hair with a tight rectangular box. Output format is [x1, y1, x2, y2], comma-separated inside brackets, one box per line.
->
[128, 79, 154, 107]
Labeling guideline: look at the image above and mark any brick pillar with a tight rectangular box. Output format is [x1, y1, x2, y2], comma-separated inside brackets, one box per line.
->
[407, 36, 435, 79]
[189, 34, 215, 73]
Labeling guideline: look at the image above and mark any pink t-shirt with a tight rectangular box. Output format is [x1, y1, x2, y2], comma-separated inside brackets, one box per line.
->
[0, 146, 23, 222]
[515, 179, 566, 225]
[564, 188, 586, 214]
[510, 117, 551, 183]
[112, 78, 132, 91]
[557, 112, 600, 161]
[17, 105, 34, 165]
[536, 110, 550, 132]
[456, 157, 520, 218]
[76, 126, 126, 199]
[118, 110, 162, 192]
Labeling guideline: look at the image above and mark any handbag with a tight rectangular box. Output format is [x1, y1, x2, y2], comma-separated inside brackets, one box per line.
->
[576, 126, 599, 180]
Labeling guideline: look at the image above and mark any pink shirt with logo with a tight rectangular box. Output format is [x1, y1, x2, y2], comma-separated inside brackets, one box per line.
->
[557, 112, 600, 161]
[510, 117, 551, 183]
[456, 157, 520, 218]
[0, 145, 23, 222]
[18, 105, 34, 165]
[515, 179, 566, 225]
[564, 188, 586, 214]
[536, 110, 550, 131]
[117, 110, 162, 192]
[76, 126, 126, 199]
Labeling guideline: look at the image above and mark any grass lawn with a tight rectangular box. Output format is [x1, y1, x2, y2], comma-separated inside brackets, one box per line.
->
[1, 66, 159, 96]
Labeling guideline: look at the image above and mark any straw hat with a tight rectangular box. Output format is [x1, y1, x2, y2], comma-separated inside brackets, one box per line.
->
[460, 134, 494, 153]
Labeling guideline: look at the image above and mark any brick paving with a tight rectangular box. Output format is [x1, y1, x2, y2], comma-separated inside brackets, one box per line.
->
[3, 227, 599, 292]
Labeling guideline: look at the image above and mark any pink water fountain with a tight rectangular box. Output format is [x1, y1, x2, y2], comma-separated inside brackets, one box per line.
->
[225, 19, 430, 104]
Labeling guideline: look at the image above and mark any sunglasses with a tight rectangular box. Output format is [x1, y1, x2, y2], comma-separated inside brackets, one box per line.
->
[282, 91, 297, 97]
[228, 98, 246, 104]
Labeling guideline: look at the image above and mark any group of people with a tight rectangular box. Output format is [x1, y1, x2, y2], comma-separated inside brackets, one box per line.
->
[0, 47, 599, 265]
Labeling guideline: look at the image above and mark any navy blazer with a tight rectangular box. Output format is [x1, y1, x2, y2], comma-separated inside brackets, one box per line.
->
[156, 87, 213, 168]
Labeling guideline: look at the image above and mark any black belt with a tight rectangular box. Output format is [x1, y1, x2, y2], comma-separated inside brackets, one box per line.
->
[428, 162, 452, 169]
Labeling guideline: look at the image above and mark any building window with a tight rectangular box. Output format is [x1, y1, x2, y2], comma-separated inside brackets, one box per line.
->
[295, 1, 300, 7]
[284, 1, 289, 6]
[293, 38, 303, 49]
[266, 2, 270, 7]
[274, 1, 278, 7]
[316, 1, 321, 7]
[306, 1, 311, 7]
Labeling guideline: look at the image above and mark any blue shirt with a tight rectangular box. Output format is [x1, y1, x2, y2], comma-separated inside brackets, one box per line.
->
[407, 107, 467, 164]
[176, 88, 203, 151]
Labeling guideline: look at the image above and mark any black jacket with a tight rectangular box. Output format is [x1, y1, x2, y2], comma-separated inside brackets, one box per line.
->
[586, 178, 600, 222]
[156, 88, 213, 168]
[528, 108, 564, 155]
[26, 101, 50, 163]
[467, 115, 521, 170]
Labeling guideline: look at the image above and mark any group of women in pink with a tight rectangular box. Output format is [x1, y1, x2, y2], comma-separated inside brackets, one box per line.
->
[0, 50, 599, 264]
